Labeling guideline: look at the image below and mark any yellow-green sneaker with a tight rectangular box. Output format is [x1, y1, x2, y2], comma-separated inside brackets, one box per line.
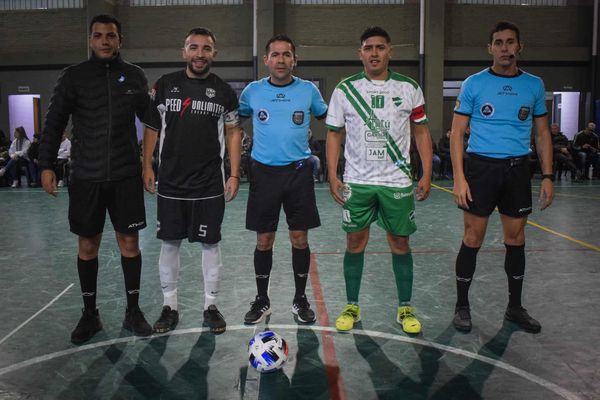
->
[397, 306, 422, 334]
[335, 303, 361, 331]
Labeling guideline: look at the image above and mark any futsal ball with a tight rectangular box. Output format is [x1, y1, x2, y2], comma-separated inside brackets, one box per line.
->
[248, 330, 289, 373]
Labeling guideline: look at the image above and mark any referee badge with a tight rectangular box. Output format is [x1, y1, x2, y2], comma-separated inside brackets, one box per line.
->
[518, 106, 530, 121]
[292, 111, 305, 125]
[480, 103, 495, 118]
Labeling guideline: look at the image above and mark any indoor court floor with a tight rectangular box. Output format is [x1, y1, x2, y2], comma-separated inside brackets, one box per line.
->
[0, 178, 598, 400]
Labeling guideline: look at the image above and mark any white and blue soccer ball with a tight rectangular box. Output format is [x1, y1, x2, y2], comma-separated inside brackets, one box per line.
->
[248, 330, 289, 373]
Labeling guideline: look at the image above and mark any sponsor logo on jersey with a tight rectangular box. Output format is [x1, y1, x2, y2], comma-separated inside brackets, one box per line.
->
[480, 103, 495, 118]
[170, 86, 180, 93]
[163, 97, 226, 117]
[272, 93, 290, 102]
[364, 115, 391, 141]
[498, 85, 517, 96]
[366, 146, 387, 161]
[292, 111, 304, 125]
[258, 109, 269, 122]
[277, 93, 285, 99]
[518, 106, 530, 121]
[128, 220, 145, 229]
[206, 88, 216, 98]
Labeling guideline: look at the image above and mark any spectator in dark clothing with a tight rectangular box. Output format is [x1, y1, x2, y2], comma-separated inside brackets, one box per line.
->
[28, 133, 41, 186]
[438, 128, 451, 179]
[550, 123, 578, 180]
[572, 122, 599, 179]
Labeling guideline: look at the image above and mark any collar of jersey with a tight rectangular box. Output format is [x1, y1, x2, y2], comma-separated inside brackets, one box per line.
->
[487, 67, 523, 78]
[362, 69, 392, 82]
[267, 76, 297, 88]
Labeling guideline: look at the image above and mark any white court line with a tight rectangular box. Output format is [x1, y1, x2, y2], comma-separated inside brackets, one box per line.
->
[0, 283, 74, 346]
[0, 324, 582, 400]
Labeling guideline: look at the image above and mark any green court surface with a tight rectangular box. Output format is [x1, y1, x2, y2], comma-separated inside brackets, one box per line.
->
[0, 179, 598, 399]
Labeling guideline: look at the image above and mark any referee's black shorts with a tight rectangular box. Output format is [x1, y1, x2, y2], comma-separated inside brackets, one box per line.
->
[246, 158, 320, 233]
[68, 175, 146, 237]
[461, 153, 532, 218]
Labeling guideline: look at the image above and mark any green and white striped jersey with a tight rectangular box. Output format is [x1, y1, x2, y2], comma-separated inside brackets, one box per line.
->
[326, 70, 428, 188]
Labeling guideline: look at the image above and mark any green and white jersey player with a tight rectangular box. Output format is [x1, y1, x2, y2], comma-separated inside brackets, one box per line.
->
[325, 26, 433, 334]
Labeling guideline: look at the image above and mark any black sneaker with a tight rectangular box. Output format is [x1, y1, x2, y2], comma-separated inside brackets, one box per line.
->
[453, 306, 472, 332]
[504, 306, 541, 333]
[203, 305, 226, 334]
[292, 295, 316, 323]
[244, 295, 271, 324]
[123, 306, 152, 336]
[71, 308, 103, 344]
[153, 306, 179, 333]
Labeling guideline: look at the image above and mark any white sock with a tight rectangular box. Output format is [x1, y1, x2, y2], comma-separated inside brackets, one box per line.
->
[202, 242, 222, 310]
[159, 239, 182, 310]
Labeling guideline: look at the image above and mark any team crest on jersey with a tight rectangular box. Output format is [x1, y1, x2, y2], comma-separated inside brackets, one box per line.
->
[258, 109, 270, 122]
[292, 111, 304, 125]
[206, 88, 216, 98]
[518, 106, 530, 121]
[480, 103, 495, 118]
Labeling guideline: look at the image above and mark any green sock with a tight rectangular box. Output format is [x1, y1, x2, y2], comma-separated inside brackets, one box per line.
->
[392, 252, 413, 306]
[343, 251, 365, 304]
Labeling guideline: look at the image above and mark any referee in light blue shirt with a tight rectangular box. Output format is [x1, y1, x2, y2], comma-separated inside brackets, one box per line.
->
[450, 21, 554, 334]
[238, 34, 328, 325]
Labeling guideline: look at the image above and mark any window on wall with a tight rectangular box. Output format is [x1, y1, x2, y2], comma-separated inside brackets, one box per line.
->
[290, 0, 404, 4]
[0, 0, 83, 10]
[455, 0, 567, 5]
[128, 0, 242, 5]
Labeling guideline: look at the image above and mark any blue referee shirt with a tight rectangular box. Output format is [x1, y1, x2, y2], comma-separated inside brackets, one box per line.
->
[455, 68, 547, 158]
[239, 76, 328, 166]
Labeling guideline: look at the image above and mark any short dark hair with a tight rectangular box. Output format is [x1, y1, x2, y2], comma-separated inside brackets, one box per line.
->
[360, 26, 391, 45]
[489, 21, 520, 44]
[265, 34, 296, 55]
[89, 14, 122, 38]
[186, 27, 217, 45]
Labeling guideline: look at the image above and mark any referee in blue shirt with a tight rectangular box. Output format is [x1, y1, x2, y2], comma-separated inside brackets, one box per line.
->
[239, 34, 328, 324]
[450, 21, 554, 333]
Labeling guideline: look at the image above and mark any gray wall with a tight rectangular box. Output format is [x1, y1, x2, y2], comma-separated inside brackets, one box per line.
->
[0, 1, 596, 141]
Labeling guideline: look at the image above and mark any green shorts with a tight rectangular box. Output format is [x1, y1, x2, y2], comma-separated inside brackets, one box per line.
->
[342, 183, 416, 236]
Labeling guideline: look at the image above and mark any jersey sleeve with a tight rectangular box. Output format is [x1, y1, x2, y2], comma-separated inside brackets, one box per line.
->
[410, 85, 428, 124]
[224, 84, 240, 127]
[238, 84, 252, 118]
[325, 87, 346, 131]
[310, 83, 328, 119]
[143, 78, 163, 131]
[454, 76, 474, 116]
[533, 78, 548, 118]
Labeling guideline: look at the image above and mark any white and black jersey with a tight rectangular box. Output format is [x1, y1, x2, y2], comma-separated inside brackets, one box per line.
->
[146, 71, 239, 199]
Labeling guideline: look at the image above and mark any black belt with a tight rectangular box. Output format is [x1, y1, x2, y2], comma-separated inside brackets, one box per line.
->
[252, 158, 310, 170]
[468, 153, 529, 166]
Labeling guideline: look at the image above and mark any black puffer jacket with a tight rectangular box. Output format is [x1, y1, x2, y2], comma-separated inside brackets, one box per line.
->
[39, 53, 149, 183]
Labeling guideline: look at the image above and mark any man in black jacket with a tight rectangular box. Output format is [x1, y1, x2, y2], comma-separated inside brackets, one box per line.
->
[39, 14, 152, 344]
[550, 123, 578, 180]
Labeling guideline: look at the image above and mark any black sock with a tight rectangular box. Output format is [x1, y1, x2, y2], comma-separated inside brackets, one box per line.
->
[292, 246, 310, 299]
[77, 257, 98, 311]
[504, 243, 525, 308]
[456, 242, 480, 307]
[254, 248, 273, 299]
[121, 253, 142, 310]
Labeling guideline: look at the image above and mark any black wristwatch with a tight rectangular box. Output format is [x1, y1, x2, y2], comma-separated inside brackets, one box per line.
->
[541, 174, 555, 182]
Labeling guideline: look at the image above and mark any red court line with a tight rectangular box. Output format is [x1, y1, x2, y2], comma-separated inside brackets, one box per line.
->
[310, 253, 346, 400]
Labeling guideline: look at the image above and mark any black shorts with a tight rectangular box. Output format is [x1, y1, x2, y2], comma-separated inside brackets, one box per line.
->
[462, 153, 532, 218]
[157, 194, 224, 244]
[68, 176, 146, 237]
[246, 159, 320, 233]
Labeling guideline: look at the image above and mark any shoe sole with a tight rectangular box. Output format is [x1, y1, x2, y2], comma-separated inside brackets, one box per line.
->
[453, 322, 472, 332]
[153, 322, 178, 334]
[504, 314, 541, 333]
[244, 308, 272, 324]
[291, 308, 316, 324]
[208, 325, 226, 334]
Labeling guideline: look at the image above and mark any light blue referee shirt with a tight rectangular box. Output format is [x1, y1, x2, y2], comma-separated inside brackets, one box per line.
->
[239, 76, 328, 166]
[455, 68, 547, 158]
